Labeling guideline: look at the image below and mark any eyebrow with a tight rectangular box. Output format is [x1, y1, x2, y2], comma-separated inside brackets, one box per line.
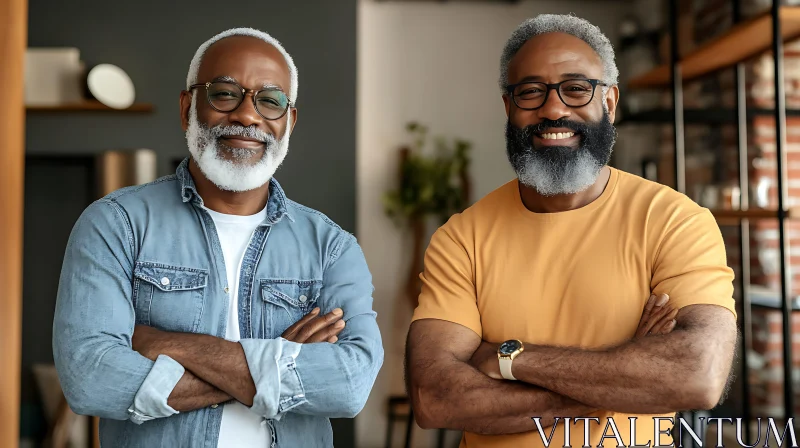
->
[516, 73, 592, 83]
[212, 75, 285, 91]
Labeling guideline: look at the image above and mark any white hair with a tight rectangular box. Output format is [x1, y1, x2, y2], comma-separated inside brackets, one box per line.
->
[499, 14, 618, 92]
[186, 27, 298, 104]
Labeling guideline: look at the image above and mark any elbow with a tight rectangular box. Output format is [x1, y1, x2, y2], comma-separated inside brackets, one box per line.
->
[55, 367, 96, 417]
[340, 382, 373, 418]
[341, 399, 366, 419]
[64, 394, 93, 417]
[63, 390, 114, 419]
[677, 360, 728, 411]
[685, 376, 726, 410]
[408, 383, 442, 430]
[683, 383, 724, 411]
[57, 371, 127, 421]
[329, 384, 372, 419]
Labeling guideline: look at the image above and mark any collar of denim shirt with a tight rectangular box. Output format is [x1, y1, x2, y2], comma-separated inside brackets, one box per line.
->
[176, 157, 295, 225]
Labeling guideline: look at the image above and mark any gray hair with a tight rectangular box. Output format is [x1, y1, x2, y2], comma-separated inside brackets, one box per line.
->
[499, 14, 618, 92]
[187, 27, 298, 103]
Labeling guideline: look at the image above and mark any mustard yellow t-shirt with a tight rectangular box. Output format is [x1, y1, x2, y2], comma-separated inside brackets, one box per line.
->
[412, 167, 736, 448]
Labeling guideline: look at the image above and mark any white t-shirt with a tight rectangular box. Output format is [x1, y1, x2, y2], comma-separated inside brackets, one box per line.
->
[204, 205, 270, 448]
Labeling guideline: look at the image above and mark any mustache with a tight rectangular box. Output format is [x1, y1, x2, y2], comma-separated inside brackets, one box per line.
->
[208, 124, 276, 144]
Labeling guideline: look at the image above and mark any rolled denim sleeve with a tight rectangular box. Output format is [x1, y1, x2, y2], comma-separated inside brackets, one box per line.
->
[128, 355, 185, 423]
[240, 233, 383, 419]
[238, 337, 303, 419]
[53, 200, 183, 423]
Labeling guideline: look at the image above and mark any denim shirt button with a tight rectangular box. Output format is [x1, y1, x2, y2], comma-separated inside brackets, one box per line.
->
[160, 277, 170, 286]
[211, 404, 218, 409]
[299, 295, 307, 303]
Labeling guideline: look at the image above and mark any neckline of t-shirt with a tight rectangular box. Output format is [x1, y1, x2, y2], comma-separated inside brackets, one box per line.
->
[512, 167, 619, 221]
[203, 205, 268, 225]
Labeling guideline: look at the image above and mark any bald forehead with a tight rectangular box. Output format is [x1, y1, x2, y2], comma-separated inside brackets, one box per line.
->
[508, 32, 604, 83]
[198, 35, 290, 90]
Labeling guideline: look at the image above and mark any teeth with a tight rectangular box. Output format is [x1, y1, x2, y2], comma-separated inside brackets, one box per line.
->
[541, 132, 575, 140]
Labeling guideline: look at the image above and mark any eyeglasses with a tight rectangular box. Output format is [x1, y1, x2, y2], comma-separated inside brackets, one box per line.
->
[505, 79, 608, 110]
[187, 80, 293, 120]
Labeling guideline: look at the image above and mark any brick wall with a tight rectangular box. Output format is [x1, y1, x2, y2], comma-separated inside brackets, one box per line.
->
[651, 0, 800, 418]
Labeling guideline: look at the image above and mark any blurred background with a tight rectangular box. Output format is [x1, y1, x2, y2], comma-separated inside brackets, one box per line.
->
[1, 0, 799, 447]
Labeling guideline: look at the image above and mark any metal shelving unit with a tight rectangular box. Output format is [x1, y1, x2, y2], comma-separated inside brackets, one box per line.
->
[624, 0, 798, 439]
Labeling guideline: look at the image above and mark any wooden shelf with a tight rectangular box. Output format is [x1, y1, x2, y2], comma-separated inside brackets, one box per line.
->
[629, 6, 800, 89]
[617, 107, 800, 125]
[26, 101, 153, 113]
[711, 207, 798, 224]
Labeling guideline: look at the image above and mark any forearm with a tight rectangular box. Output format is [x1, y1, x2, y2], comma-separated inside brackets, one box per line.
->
[513, 338, 685, 413]
[512, 310, 734, 414]
[155, 332, 257, 406]
[167, 370, 233, 412]
[454, 392, 592, 435]
[412, 358, 592, 434]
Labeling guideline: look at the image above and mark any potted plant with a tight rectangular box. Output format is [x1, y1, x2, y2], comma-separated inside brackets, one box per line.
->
[383, 122, 472, 309]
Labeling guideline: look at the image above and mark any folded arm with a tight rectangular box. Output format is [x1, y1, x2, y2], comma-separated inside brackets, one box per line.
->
[509, 303, 737, 414]
[501, 209, 739, 414]
[53, 201, 189, 424]
[167, 371, 232, 412]
[135, 233, 383, 420]
[406, 319, 593, 435]
[134, 327, 258, 406]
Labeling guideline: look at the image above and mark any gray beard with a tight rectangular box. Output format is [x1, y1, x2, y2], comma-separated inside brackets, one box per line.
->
[505, 113, 615, 197]
[218, 144, 260, 160]
[515, 146, 605, 196]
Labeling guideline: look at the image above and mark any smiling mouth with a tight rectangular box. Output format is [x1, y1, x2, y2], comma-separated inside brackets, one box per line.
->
[219, 136, 266, 150]
[222, 136, 264, 143]
[538, 131, 576, 140]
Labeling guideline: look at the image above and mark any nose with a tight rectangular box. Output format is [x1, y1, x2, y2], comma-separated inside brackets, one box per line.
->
[536, 88, 571, 122]
[226, 92, 262, 128]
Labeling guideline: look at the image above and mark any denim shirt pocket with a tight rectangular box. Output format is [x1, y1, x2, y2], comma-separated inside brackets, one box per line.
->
[260, 279, 322, 339]
[133, 261, 208, 333]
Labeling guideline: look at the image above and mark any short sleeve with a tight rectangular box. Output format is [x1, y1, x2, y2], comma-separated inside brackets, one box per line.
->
[651, 209, 737, 319]
[411, 223, 483, 337]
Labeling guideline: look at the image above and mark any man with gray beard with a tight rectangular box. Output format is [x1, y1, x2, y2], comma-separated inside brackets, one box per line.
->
[405, 14, 738, 448]
[53, 28, 382, 448]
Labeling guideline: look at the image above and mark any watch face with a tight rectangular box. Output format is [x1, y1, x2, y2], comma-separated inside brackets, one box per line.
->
[499, 340, 522, 355]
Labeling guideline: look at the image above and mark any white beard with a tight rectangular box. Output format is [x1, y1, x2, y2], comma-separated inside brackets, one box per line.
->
[185, 95, 291, 192]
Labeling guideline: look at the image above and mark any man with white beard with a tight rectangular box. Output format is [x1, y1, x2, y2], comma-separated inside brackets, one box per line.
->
[405, 14, 738, 448]
[53, 28, 383, 448]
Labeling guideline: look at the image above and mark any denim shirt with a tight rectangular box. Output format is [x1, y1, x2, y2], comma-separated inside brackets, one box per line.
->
[53, 158, 384, 448]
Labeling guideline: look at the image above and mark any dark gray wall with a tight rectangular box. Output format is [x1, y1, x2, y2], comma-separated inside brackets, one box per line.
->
[23, 0, 357, 445]
[26, 0, 357, 231]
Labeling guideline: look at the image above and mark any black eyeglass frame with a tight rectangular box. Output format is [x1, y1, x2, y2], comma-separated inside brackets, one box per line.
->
[505, 78, 610, 111]
[187, 80, 295, 121]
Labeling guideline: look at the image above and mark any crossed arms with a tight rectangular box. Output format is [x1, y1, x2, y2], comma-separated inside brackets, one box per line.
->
[405, 211, 738, 436]
[406, 304, 737, 435]
[131, 307, 351, 413]
[53, 201, 383, 424]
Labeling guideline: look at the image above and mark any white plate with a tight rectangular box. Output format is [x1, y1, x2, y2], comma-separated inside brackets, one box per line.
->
[87, 63, 135, 109]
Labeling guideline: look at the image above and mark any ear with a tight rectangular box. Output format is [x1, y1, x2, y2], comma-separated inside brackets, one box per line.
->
[180, 90, 192, 132]
[604, 85, 620, 123]
[502, 94, 512, 119]
[288, 107, 298, 135]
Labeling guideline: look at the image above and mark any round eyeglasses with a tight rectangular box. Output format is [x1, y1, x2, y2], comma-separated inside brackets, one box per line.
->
[187, 80, 293, 120]
[505, 79, 608, 110]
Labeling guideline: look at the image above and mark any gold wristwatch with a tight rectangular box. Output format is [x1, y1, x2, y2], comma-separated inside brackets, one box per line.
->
[497, 339, 524, 380]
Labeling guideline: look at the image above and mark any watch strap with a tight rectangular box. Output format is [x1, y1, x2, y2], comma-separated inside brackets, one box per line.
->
[499, 357, 516, 380]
